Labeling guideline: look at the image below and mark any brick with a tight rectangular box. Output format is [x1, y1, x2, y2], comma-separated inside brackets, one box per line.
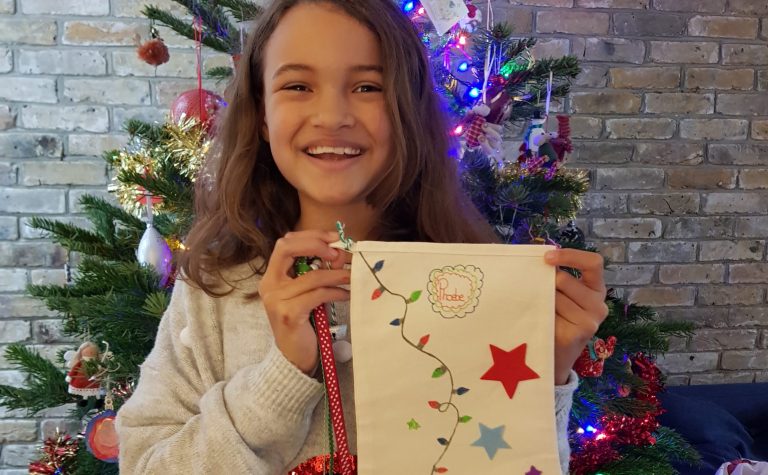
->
[659, 264, 725, 284]
[629, 193, 700, 215]
[614, 12, 686, 37]
[582, 193, 628, 215]
[592, 218, 662, 238]
[21, 0, 108, 14]
[604, 265, 654, 286]
[690, 372, 755, 384]
[596, 167, 664, 190]
[536, 11, 609, 35]
[570, 91, 641, 114]
[709, 144, 768, 165]
[690, 329, 758, 351]
[0, 242, 67, 266]
[667, 168, 737, 190]
[703, 192, 768, 214]
[575, 0, 649, 7]
[0, 19, 56, 45]
[0, 295, 55, 317]
[0, 268, 27, 292]
[606, 118, 676, 139]
[653, 0, 725, 13]
[727, 0, 768, 15]
[0, 188, 65, 213]
[153, 79, 221, 108]
[573, 65, 608, 88]
[649, 41, 719, 64]
[723, 44, 768, 65]
[628, 241, 696, 263]
[0, 162, 16, 186]
[0, 77, 57, 104]
[587, 241, 626, 263]
[686, 68, 754, 90]
[633, 142, 703, 165]
[571, 142, 632, 164]
[740, 169, 768, 189]
[628, 286, 696, 307]
[495, 6, 534, 34]
[0, 0, 15, 13]
[736, 217, 768, 237]
[112, 0, 189, 17]
[29, 269, 67, 286]
[666, 336, 689, 352]
[689, 16, 759, 39]
[113, 107, 167, 130]
[20, 161, 106, 186]
[0, 105, 16, 130]
[610, 67, 680, 89]
[63, 78, 151, 106]
[664, 216, 735, 238]
[63, 21, 144, 46]
[112, 50, 199, 78]
[699, 285, 764, 305]
[731, 263, 768, 283]
[763, 19, 768, 40]
[700, 240, 764, 261]
[721, 350, 768, 370]
[41, 419, 82, 440]
[568, 116, 602, 139]
[679, 119, 748, 140]
[657, 307, 729, 328]
[645, 93, 714, 114]
[510, 0, 572, 5]
[754, 120, 768, 140]
[0, 421, 36, 442]
[762, 331, 768, 349]
[583, 38, 645, 64]
[530, 39, 570, 60]
[0, 443, 38, 466]
[717, 93, 768, 115]
[0, 47, 11, 73]
[0, 321, 31, 343]
[0, 217, 19, 240]
[69, 134, 129, 156]
[658, 352, 718, 374]
[18, 49, 106, 76]
[665, 375, 690, 385]
[0, 134, 62, 159]
[20, 105, 109, 133]
[33, 319, 77, 344]
[728, 307, 768, 327]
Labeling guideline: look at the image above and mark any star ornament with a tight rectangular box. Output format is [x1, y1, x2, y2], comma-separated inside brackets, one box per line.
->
[471, 423, 511, 460]
[480, 343, 540, 398]
[526, 465, 542, 475]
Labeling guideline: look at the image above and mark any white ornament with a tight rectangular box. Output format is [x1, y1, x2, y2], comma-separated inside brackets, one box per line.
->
[333, 340, 353, 363]
[137, 223, 173, 286]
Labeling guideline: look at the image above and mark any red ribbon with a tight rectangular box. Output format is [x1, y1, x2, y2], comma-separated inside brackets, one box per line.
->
[312, 304, 353, 475]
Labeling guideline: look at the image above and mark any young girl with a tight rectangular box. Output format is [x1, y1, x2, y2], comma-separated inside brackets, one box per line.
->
[115, 0, 609, 473]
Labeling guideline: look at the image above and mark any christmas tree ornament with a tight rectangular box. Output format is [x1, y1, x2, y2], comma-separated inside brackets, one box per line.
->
[85, 392, 119, 463]
[169, 89, 226, 133]
[64, 342, 102, 397]
[137, 195, 173, 287]
[28, 430, 79, 475]
[572, 336, 617, 378]
[136, 25, 170, 67]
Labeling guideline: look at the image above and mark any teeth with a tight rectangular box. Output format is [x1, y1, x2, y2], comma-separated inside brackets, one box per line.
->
[306, 146, 361, 156]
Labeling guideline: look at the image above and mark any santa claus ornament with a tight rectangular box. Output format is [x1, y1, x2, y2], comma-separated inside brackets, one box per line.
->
[64, 342, 103, 398]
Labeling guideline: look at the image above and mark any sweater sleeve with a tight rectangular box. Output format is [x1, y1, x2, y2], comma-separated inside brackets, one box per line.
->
[116, 280, 325, 474]
[554, 370, 579, 475]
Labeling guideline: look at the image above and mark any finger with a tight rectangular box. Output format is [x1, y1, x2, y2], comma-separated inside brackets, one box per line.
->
[276, 287, 351, 327]
[266, 234, 341, 278]
[326, 249, 353, 270]
[545, 248, 605, 292]
[555, 270, 606, 311]
[554, 291, 598, 336]
[278, 269, 350, 300]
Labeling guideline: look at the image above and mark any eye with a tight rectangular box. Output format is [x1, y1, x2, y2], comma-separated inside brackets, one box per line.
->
[354, 84, 382, 93]
[282, 84, 309, 92]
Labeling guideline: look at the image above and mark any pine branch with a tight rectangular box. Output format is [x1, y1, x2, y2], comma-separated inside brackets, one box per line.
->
[143, 5, 232, 53]
[0, 345, 71, 415]
[216, 0, 263, 21]
[206, 65, 234, 80]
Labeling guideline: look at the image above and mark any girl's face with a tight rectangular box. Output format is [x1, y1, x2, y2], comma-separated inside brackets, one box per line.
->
[262, 3, 392, 210]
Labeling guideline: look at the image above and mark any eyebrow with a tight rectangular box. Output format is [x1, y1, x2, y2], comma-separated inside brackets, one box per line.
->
[272, 63, 383, 79]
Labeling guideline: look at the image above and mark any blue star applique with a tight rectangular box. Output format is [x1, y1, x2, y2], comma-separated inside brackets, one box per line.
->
[471, 423, 511, 460]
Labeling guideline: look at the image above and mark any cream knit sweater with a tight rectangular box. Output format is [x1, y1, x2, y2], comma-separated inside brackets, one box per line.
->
[116, 262, 578, 474]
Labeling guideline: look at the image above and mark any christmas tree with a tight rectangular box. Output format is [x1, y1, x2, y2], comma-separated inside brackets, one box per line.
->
[3, 1, 699, 473]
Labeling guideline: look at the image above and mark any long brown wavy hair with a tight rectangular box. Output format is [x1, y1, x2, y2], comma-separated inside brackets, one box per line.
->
[179, 0, 498, 295]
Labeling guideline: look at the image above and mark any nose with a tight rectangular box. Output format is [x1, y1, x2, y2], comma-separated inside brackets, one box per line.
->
[309, 88, 355, 130]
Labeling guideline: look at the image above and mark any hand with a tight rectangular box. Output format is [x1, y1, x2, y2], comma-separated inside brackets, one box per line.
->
[545, 248, 609, 385]
[258, 230, 350, 375]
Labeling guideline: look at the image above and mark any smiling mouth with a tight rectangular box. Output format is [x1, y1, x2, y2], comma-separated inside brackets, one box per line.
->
[304, 145, 364, 160]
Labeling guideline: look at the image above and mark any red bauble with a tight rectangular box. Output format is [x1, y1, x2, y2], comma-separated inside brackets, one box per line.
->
[170, 89, 226, 133]
[137, 38, 170, 66]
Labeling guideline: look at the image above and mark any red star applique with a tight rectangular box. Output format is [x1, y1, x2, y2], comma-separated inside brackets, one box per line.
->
[480, 343, 540, 398]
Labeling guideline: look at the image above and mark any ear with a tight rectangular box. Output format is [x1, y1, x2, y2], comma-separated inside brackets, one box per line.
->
[261, 122, 270, 143]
